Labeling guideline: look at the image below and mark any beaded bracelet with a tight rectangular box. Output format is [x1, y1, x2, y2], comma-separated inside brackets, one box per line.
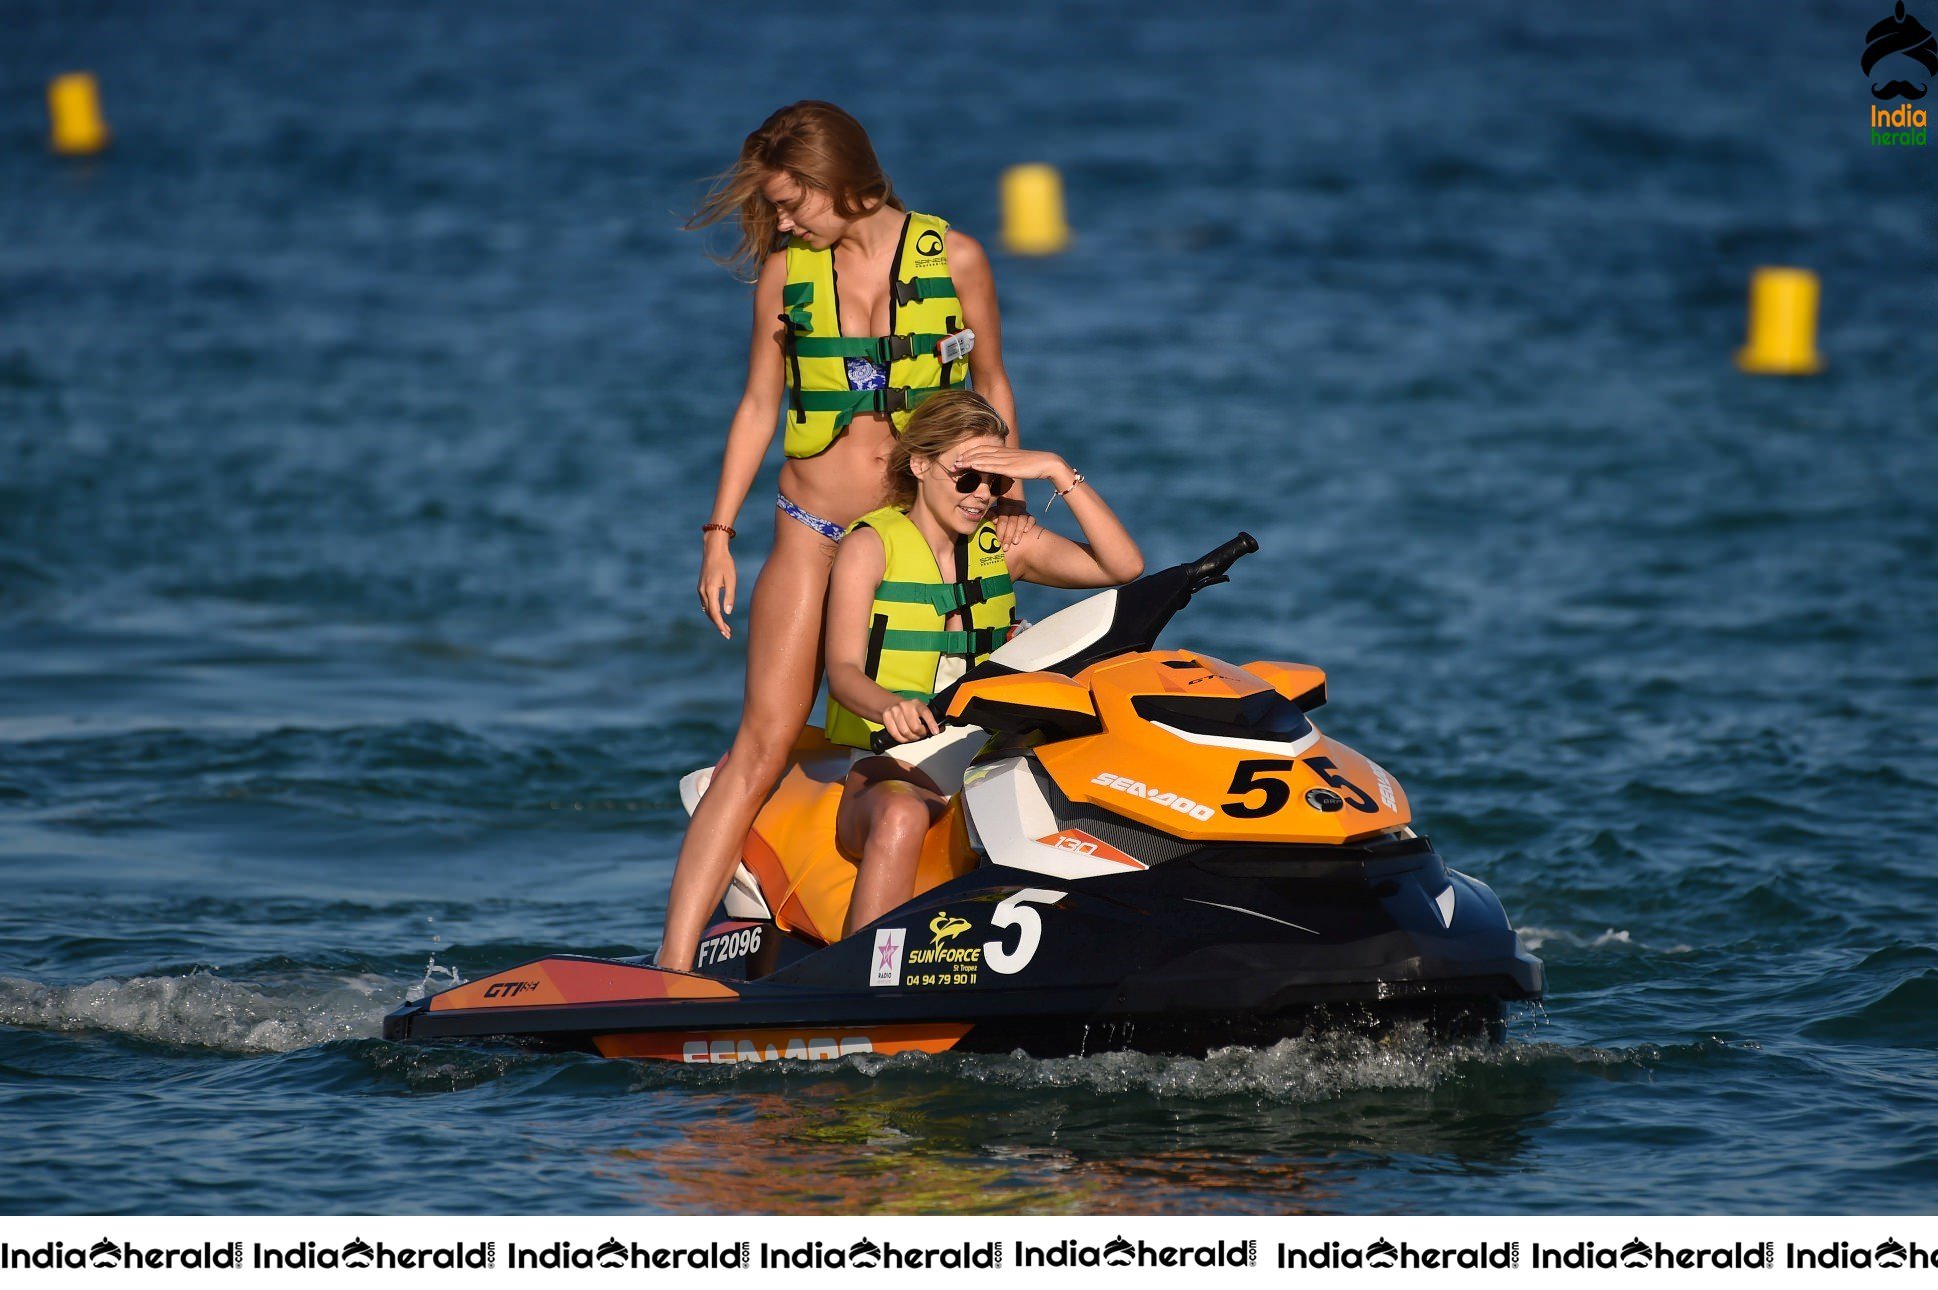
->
[1041, 472, 1086, 515]
[701, 522, 736, 539]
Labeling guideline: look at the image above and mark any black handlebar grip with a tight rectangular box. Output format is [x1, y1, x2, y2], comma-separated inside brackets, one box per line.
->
[1183, 532, 1259, 588]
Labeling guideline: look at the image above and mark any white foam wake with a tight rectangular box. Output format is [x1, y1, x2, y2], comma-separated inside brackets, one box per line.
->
[1517, 925, 1693, 954]
[0, 968, 397, 1054]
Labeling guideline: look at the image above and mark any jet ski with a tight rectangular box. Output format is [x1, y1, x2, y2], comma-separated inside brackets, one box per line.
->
[384, 534, 1542, 1061]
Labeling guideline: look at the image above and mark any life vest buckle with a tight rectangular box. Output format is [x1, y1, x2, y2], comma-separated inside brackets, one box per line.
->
[892, 278, 923, 308]
[882, 334, 914, 364]
[875, 386, 910, 415]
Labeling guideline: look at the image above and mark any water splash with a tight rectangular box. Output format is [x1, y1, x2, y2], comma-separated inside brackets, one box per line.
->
[404, 953, 463, 1003]
[732, 1023, 1635, 1103]
[0, 969, 393, 1053]
[1518, 925, 1693, 954]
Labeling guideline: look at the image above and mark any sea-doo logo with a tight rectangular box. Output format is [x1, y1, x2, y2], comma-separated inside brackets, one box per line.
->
[929, 912, 971, 946]
[1305, 788, 1343, 812]
[1369, 761, 1398, 810]
[1090, 771, 1216, 821]
[681, 1035, 874, 1062]
[483, 979, 539, 999]
[870, 928, 905, 986]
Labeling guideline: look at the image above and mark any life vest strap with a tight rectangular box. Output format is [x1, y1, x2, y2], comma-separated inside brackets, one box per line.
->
[879, 625, 1008, 656]
[790, 333, 953, 364]
[790, 385, 944, 417]
[893, 276, 958, 307]
[872, 573, 1013, 614]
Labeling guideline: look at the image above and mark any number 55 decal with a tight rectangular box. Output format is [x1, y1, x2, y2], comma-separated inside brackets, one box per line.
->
[984, 888, 1066, 975]
[1221, 756, 1381, 817]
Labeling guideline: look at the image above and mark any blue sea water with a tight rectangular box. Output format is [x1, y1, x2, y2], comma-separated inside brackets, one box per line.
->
[2, 0, 1935, 1214]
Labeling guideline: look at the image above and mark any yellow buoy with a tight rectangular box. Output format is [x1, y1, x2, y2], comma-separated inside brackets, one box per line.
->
[48, 72, 111, 156]
[1736, 267, 1823, 375]
[1001, 163, 1070, 256]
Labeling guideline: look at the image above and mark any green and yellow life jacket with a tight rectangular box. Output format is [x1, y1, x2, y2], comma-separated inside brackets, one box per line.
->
[825, 505, 1018, 750]
[779, 211, 970, 459]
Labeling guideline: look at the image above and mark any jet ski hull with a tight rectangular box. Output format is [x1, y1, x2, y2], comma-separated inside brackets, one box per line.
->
[383, 838, 1541, 1060]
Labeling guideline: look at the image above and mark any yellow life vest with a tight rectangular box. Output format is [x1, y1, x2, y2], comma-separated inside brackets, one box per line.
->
[779, 211, 971, 459]
[825, 505, 1018, 750]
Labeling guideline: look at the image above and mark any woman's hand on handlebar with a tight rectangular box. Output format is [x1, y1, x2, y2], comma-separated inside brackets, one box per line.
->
[698, 530, 736, 640]
[879, 699, 941, 745]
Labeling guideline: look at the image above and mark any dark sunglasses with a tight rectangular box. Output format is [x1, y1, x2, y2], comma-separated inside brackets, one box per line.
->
[944, 463, 1013, 496]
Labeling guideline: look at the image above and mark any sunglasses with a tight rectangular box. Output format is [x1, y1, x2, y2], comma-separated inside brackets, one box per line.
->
[943, 463, 1013, 496]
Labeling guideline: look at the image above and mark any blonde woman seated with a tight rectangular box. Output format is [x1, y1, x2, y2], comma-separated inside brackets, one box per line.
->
[823, 390, 1143, 934]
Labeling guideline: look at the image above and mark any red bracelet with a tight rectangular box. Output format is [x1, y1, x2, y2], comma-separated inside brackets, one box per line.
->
[702, 522, 736, 539]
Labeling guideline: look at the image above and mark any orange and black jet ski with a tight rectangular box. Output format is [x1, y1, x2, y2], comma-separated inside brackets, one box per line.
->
[384, 535, 1542, 1061]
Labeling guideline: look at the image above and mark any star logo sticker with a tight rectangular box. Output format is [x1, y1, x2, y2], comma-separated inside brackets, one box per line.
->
[870, 928, 905, 986]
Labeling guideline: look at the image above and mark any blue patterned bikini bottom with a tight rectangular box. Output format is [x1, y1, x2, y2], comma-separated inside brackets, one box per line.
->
[776, 493, 846, 543]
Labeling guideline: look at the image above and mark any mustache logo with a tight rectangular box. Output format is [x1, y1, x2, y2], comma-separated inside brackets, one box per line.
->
[1863, 2, 1938, 99]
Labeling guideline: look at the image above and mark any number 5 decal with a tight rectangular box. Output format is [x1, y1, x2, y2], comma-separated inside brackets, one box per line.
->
[984, 888, 1066, 975]
[1303, 756, 1379, 813]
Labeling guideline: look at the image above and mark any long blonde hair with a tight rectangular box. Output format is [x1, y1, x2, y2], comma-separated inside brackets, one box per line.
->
[884, 391, 1009, 510]
[686, 101, 901, 281]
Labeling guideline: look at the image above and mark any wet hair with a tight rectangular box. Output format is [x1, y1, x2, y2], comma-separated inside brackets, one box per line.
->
[686, 101, 901, 281]
[884, 390, 1009, 510]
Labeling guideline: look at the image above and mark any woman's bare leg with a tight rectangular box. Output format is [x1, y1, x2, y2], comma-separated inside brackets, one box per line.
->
[838, 773, 945, 937]
[658, 515, 835, 970]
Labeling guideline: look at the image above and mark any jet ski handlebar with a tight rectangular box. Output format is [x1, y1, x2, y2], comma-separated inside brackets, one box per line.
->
[1181, 532, 1258, 595]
